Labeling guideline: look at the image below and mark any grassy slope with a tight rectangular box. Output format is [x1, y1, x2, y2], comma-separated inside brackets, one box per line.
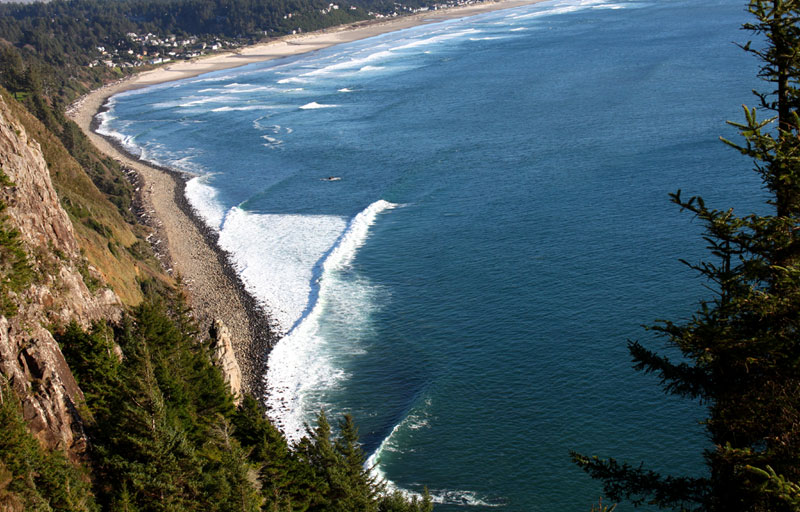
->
[1, 88, 169, 305]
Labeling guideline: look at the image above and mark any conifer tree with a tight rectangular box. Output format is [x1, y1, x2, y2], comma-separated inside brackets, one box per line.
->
[232, 395, 314, 511]
[572, 1, 800, 511]
[197, 418, 263, 512]
[103, 335, 198, 510]
[334, 414, 381, 510]
[298, 411, 383, 512]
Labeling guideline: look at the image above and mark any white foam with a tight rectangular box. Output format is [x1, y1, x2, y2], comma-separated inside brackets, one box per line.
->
[264, 200, 397, 442]
[95, 109, 146, 159]
[218, 208, 347, 332]
[221, 85, 275, 94]
[468, 36, 511, 41]
[261, 135, 283, 148]
[190, 73, 237, 83]
[338, 88, 354, 93]
[178, 96, 235, 108]
[271, 27, 483, 88]
[509, 0, 628, 19]
[302, 50, 394, 77]
[185, 176, 227, 230]
[299, 102, 339, 110]
[366, 399, 432, 472]
[390, 28, 482, 51]
[170, 154, 206, 174]
[253, 116, 274, 131]
[211, 105, 274, 112]
[366, 398, 503, 508]
[429, 490, 504, 507]
[278, 77, 309, 84]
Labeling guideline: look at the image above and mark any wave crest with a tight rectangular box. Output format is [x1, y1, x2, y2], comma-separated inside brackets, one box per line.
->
[265, 200, 397, 441]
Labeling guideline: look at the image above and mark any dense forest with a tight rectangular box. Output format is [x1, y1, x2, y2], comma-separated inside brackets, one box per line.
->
[3, 282, 434, 511]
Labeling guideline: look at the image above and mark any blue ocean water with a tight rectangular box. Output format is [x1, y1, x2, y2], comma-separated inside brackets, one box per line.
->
[98, 0, 765, 508]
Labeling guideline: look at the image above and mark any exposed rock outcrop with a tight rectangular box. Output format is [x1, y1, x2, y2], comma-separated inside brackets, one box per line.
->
[211, 318, 243, 404]
[0, 95, 122, 459]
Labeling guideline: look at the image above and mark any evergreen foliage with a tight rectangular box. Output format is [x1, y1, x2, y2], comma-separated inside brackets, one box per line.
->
[572, 1, 800, 510]
[56, 282, 433, 511]
[0, 170, 34, 317]
[296, 410, 381, 511]
[377, 489, 434, 512]
[233, 395, 315, 511]
[0, 379, 98, 512]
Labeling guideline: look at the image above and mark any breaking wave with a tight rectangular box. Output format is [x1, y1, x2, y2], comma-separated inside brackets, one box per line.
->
[299, 101, 339, 109]
[264, 200, 397, 441]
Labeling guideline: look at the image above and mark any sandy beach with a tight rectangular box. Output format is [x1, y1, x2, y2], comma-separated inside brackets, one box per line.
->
[68, 0, 545, 396]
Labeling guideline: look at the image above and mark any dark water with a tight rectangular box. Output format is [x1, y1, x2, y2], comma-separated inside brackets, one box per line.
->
[99, 0, 764, 508]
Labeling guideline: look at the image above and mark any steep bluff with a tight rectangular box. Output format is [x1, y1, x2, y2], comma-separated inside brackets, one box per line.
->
[0, 94, 122, 459]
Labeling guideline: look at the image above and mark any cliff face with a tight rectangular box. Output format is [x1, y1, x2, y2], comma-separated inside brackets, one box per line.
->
[0, 94, 122, 459]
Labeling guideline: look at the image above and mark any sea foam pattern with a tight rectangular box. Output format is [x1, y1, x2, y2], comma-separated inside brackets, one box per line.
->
[95, 0, 752, 508]
[366, 396, 505, 508]
[217, 208, 347, 333]
[265, 200, 397, 440]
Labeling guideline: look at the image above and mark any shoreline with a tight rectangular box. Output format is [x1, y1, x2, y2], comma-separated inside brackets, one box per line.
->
[67, 0, 545, 107]
[90, 108, 277, 396]
[68, 0, 545, 400]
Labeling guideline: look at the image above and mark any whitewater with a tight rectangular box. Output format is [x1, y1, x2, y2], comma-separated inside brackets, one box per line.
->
[96, 0, 761, 508]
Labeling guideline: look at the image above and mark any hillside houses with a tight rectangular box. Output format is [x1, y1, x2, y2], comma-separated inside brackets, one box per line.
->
[89, 31, 240, 69]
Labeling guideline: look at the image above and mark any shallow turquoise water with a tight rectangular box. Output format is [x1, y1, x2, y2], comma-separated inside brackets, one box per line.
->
[99, 0, 765, 508]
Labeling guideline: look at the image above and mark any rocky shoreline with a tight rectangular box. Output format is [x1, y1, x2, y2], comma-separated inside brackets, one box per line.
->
[68, 0, 546, 406]
[89, 103, 277, 398]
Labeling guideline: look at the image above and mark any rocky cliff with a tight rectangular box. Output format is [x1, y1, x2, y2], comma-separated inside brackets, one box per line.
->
[0, 94, 122, 460]
[211, 318, 243, 404]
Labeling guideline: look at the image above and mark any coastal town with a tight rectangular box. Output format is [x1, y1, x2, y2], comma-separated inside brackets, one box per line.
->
[89, 32, 240, 68]
[86, 0, 493, 69]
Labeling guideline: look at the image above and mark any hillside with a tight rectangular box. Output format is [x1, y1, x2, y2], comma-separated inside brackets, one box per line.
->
[1, 88, 167, 306]
[0, 92, 121, 459]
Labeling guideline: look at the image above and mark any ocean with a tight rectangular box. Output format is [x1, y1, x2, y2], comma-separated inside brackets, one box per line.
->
[97, 0, 764, 508]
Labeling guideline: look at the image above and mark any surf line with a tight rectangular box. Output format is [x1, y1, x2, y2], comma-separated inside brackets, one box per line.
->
[265, 199, 399, 442]
[366, 417, 505, 509]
